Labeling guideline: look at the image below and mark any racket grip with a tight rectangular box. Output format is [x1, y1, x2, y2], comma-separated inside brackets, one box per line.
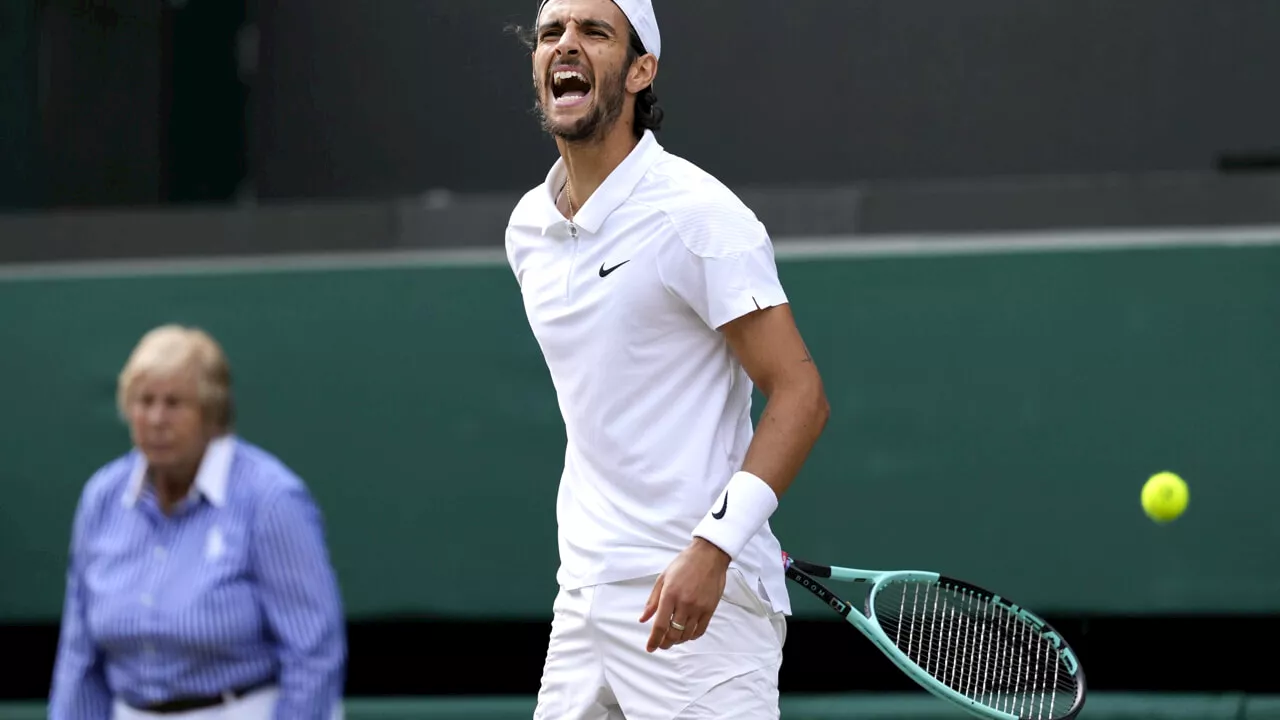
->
[782, 552, 833, 578]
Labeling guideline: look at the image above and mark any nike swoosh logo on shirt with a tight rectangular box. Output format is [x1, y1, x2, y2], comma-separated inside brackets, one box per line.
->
[599, 261, 630, 278]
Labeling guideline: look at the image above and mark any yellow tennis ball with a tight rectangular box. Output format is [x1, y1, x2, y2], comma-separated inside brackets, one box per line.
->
[1141, 472, 1188, 522]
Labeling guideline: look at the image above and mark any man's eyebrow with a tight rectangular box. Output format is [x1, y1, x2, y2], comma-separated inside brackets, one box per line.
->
[577, 18, 617, 34]
[537, 17, 617, 35]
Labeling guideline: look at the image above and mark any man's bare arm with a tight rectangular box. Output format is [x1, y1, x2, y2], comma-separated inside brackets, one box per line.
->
[645, 302, 830, 652]
[721, 302, 830, 500]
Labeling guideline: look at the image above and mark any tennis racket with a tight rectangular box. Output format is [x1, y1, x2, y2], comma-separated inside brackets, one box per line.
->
[782, 551, 1087, 720]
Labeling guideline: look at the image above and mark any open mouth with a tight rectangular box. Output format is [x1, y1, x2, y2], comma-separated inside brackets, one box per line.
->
[551, 68, 593, 107]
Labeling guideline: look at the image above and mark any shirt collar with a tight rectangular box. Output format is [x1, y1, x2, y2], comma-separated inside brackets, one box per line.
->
[539, 129, 665, 236]
[122, 434, 237, 509]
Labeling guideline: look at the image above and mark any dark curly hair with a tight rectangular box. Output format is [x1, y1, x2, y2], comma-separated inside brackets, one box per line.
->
[622, 29, 664, 136]
[510, 21, 664, 138]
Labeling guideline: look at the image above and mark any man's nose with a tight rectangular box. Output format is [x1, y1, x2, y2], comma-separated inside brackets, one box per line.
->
[554, 28, 583, 55]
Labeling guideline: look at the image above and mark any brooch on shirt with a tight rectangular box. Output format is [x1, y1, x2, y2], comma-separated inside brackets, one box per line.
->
[205, 526, 225, 561]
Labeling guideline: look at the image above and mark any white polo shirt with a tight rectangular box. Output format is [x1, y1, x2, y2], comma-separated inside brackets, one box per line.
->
[505, 130, 792, 615]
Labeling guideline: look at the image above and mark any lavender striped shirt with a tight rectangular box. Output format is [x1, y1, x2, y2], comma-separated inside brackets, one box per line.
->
[49, 435, 346, 719]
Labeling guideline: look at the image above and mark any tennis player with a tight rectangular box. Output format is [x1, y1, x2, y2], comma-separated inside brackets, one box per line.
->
[505, 1, 830, 717]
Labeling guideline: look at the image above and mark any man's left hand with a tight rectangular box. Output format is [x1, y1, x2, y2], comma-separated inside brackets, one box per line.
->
[639, 538, 732, 652]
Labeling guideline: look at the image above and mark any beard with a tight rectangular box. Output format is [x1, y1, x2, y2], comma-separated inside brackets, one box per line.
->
[533, 63, 627, 143]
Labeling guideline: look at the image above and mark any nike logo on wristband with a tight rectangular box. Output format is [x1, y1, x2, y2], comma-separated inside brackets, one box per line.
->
[712, 492, 728, 520]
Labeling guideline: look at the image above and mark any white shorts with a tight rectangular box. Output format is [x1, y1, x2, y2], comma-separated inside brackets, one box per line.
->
[535, 569, 787, 720]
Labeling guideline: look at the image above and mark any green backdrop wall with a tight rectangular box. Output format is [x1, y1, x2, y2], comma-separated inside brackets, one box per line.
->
[2, 240, 1277, 621]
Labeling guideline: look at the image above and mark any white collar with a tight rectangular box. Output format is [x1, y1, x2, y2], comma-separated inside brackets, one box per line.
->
[122, 434, 236, 509]
[538, 129, 665, 236]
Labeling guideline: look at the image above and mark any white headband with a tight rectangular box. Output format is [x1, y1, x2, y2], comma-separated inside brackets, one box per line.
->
[537, 0, 661, 59]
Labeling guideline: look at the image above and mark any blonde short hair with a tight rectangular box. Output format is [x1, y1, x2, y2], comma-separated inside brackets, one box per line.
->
[116, 324, 235, 429]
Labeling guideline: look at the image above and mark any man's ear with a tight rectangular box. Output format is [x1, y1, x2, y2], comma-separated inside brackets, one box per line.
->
[628, 54, 658, 94]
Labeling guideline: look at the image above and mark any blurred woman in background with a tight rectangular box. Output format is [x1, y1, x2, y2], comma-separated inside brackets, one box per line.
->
[49, 324, 346, 720]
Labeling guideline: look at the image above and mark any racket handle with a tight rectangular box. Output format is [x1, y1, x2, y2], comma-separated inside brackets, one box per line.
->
[782, 552, 833, 578]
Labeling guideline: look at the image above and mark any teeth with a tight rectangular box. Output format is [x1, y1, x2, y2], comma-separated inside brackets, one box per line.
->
[553, 70, 588, 85]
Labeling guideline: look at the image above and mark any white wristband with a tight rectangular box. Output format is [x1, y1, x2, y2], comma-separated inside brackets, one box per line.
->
[692, 471, 779, 560]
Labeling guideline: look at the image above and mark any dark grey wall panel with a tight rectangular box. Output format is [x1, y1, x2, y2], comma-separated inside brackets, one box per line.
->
[0, 3, 37, 210]
[35, 0, 165, 207]
[252, 0, 1280, 199]
[10, 0, 1279, 211]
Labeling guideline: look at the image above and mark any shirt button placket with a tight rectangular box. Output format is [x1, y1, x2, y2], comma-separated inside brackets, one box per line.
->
[148, 528, 171, 604]
[141, 525, 171, 673]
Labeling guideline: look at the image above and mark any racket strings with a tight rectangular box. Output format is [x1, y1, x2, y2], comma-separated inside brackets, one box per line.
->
[875, 581, 1079, 720]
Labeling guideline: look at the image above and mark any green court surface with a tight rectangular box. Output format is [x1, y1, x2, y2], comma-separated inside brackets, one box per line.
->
[3, 693, 1279, 719]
